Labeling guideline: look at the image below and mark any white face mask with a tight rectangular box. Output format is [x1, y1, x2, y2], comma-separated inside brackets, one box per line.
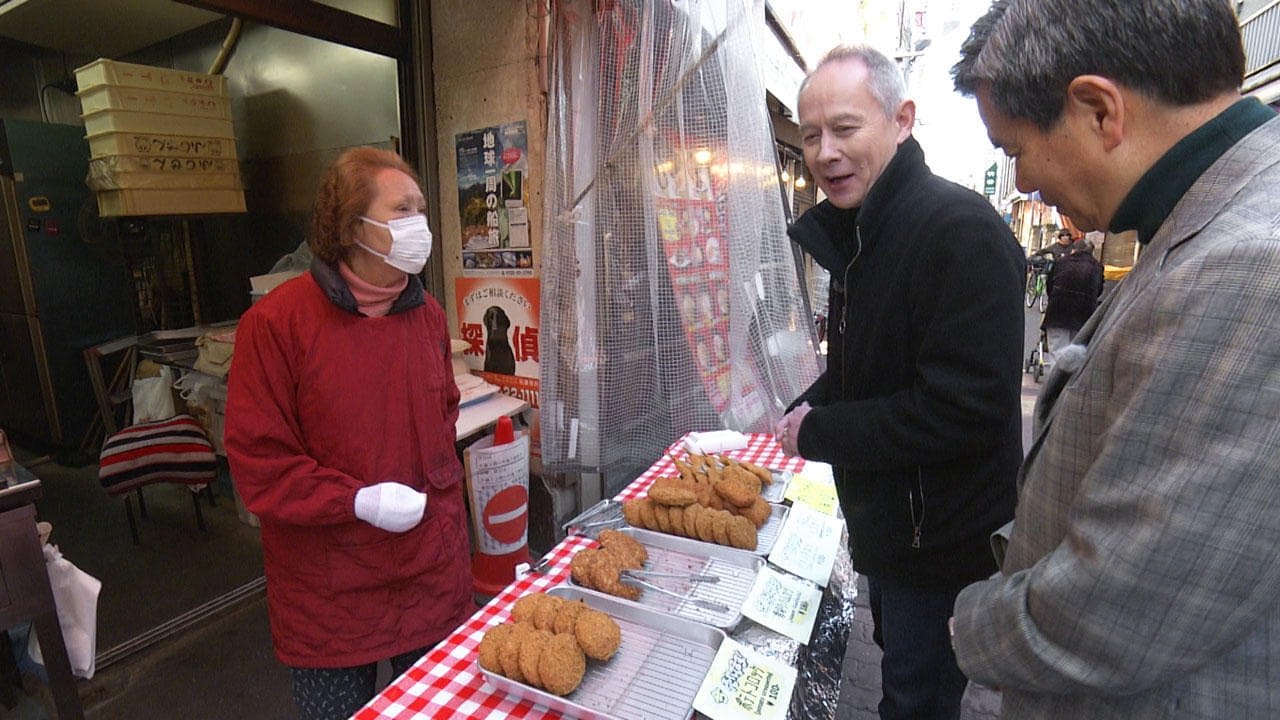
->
[358, 214, 432, 274]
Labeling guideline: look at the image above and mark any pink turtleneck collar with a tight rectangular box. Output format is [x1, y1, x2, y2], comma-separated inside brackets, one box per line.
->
[338, 261, 407, 318]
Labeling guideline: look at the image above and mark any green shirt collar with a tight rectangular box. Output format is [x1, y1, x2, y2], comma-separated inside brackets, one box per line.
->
[1108, 97, 1275, 244]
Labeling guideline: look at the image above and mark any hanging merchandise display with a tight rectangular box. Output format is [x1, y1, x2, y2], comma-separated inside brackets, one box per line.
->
[463, 415, 531, 595]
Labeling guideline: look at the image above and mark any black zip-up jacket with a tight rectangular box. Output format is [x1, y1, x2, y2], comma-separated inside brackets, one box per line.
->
[787, 137, 1025, 588]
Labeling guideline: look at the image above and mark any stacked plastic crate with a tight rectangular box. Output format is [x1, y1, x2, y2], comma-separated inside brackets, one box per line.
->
[74, 59, 246, 216]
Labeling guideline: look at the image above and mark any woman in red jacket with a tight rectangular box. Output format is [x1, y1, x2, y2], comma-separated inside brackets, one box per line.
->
[225, 147, 473, 720]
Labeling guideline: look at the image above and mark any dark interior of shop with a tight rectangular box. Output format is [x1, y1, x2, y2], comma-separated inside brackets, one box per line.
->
[0, 2, 422, 717]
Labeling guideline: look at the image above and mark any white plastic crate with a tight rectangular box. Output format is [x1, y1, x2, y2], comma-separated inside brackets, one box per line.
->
[96, 188, 246, 217]
[75, 58, 229, 97]
[81, 109, 234, 139]
[86, 132, 238, 160]
[78, 84, 232, 120]
[90, 154, 239, 175]
[88, 168, 242, 192]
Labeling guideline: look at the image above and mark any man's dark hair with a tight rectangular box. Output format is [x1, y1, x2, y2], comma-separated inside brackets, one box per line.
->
[953, 0, 1245, 130]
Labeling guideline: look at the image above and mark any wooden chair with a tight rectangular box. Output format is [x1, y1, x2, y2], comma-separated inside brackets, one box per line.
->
[81, 336, 139, 454]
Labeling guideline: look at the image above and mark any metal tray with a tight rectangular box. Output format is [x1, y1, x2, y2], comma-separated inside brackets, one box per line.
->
[625, 502, 788, 556]
[480, 585, 725, 720]
[759, 468, 792, 504]
[575, 528, 763, 631]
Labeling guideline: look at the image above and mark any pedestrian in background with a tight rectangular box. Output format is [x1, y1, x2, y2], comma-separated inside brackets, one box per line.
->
[951, 1, 1280, 717]
[1041, 239, 1103, 357]
[1036, 227, 1074, 263]
[225, 147, 473, 720]
[776, 44, 1025, 720]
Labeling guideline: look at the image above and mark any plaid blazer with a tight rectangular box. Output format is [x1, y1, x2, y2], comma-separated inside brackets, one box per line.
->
[953, 114, 1280, 719]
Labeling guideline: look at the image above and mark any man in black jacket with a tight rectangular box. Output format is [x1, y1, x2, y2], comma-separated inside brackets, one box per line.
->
[776, 45, 1025, 720]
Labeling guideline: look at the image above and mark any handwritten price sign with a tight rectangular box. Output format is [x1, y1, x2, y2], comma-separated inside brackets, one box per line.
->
[694, 639, 796, 720]
[742, 566, 823, 644]
[767, 502, 843, 587]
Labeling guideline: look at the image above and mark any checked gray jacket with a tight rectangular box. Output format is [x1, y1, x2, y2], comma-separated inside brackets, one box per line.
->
[953, 113, 1280, 719]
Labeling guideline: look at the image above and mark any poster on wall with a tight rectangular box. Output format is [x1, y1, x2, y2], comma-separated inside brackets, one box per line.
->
[653, 145, 767, 427]
[455, 277, 541, 441]
[456, 120, 532, 277]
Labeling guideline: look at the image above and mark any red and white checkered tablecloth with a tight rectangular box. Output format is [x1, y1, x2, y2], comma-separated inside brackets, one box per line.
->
[353, 432, 804, 720]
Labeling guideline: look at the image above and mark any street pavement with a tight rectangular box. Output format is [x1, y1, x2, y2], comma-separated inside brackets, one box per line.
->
[834, 304, 1044, 720]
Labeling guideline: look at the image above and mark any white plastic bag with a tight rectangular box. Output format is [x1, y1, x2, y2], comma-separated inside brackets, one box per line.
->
[173, 369, 222, 407]
[27, 543, 102, 679]
[131, 364, 176, 423]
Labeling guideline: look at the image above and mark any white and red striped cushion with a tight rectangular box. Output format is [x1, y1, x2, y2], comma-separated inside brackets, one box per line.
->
[99, 414, 217, 495]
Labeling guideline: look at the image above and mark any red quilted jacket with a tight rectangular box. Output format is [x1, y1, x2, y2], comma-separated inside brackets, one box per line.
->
[225, 265, 473, 667]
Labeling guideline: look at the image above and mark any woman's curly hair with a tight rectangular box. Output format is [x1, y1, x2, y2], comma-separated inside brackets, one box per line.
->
[309, 147, 422, 264]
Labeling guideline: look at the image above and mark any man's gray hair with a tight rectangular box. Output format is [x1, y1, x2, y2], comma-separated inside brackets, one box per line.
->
[800, 45, 906, 119]
[953, 0, 1245, 130]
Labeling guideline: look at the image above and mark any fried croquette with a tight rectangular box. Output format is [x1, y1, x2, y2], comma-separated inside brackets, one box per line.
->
[574, 608, 622, 661]
[572, 548, 641, 600]
[498, 622, 534, 682]
[518, 628, 554, 688]
[533, 594, 564, 631]
[538, 632, 587, 696]
[707, 491, 725, 511]
[682, 504, 702, 538]
[739, 459, 774, 485]
[637, 498, 659, 530]
[553, 599, 587, 635]
[742, 496, 771, 529]
[478, 623, 513, 673]
[622, 498, 644, 527]
[598, 529, 647, 567]
[714, 476, 757, 508]
[511, 592, 545, 624]
[712, 511, 732, 545]
[727, 464, 762, 494]
[672, 455, 695, 483]
[570, 550, 599, 587]
[695, 506, 717, 542]
[652, 503, 671, 533]
[668, 504, 687, 536]
[647, 477, 697, 507]
[590, 552, 641, 601]
[694, 484, 714, 508]
[727, 514, 758, 551]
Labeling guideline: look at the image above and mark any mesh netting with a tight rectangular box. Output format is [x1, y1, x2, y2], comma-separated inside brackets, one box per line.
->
[540, 0, 821, 493]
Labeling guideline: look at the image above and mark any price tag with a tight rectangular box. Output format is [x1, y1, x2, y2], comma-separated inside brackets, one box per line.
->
[742, 566, 823, 644]
[694, 638, 796, 720]
[767, 502, 843, 587]
[782, 472, 839, 515]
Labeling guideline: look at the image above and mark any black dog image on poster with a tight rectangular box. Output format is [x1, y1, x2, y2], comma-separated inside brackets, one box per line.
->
[483, 305, 517, 375]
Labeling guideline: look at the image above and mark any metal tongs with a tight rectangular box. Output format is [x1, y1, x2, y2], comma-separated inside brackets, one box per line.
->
[562, 498, 623, 537]
[622, 569, 719, 584]
[622, 576, 731, 613]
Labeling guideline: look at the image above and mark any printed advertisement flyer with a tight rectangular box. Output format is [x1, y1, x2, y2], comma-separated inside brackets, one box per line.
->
[455, 277, 541, 424]
[456, 120, 532, 276]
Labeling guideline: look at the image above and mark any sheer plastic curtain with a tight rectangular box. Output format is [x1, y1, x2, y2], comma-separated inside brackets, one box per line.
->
[541, 0, 820, 493]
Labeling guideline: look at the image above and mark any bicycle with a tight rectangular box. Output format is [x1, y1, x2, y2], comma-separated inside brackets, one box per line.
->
[1025, 257, 1051, 313]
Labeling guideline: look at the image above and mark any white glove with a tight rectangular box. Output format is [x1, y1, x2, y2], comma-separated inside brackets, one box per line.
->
[354, 482, 427, 532]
